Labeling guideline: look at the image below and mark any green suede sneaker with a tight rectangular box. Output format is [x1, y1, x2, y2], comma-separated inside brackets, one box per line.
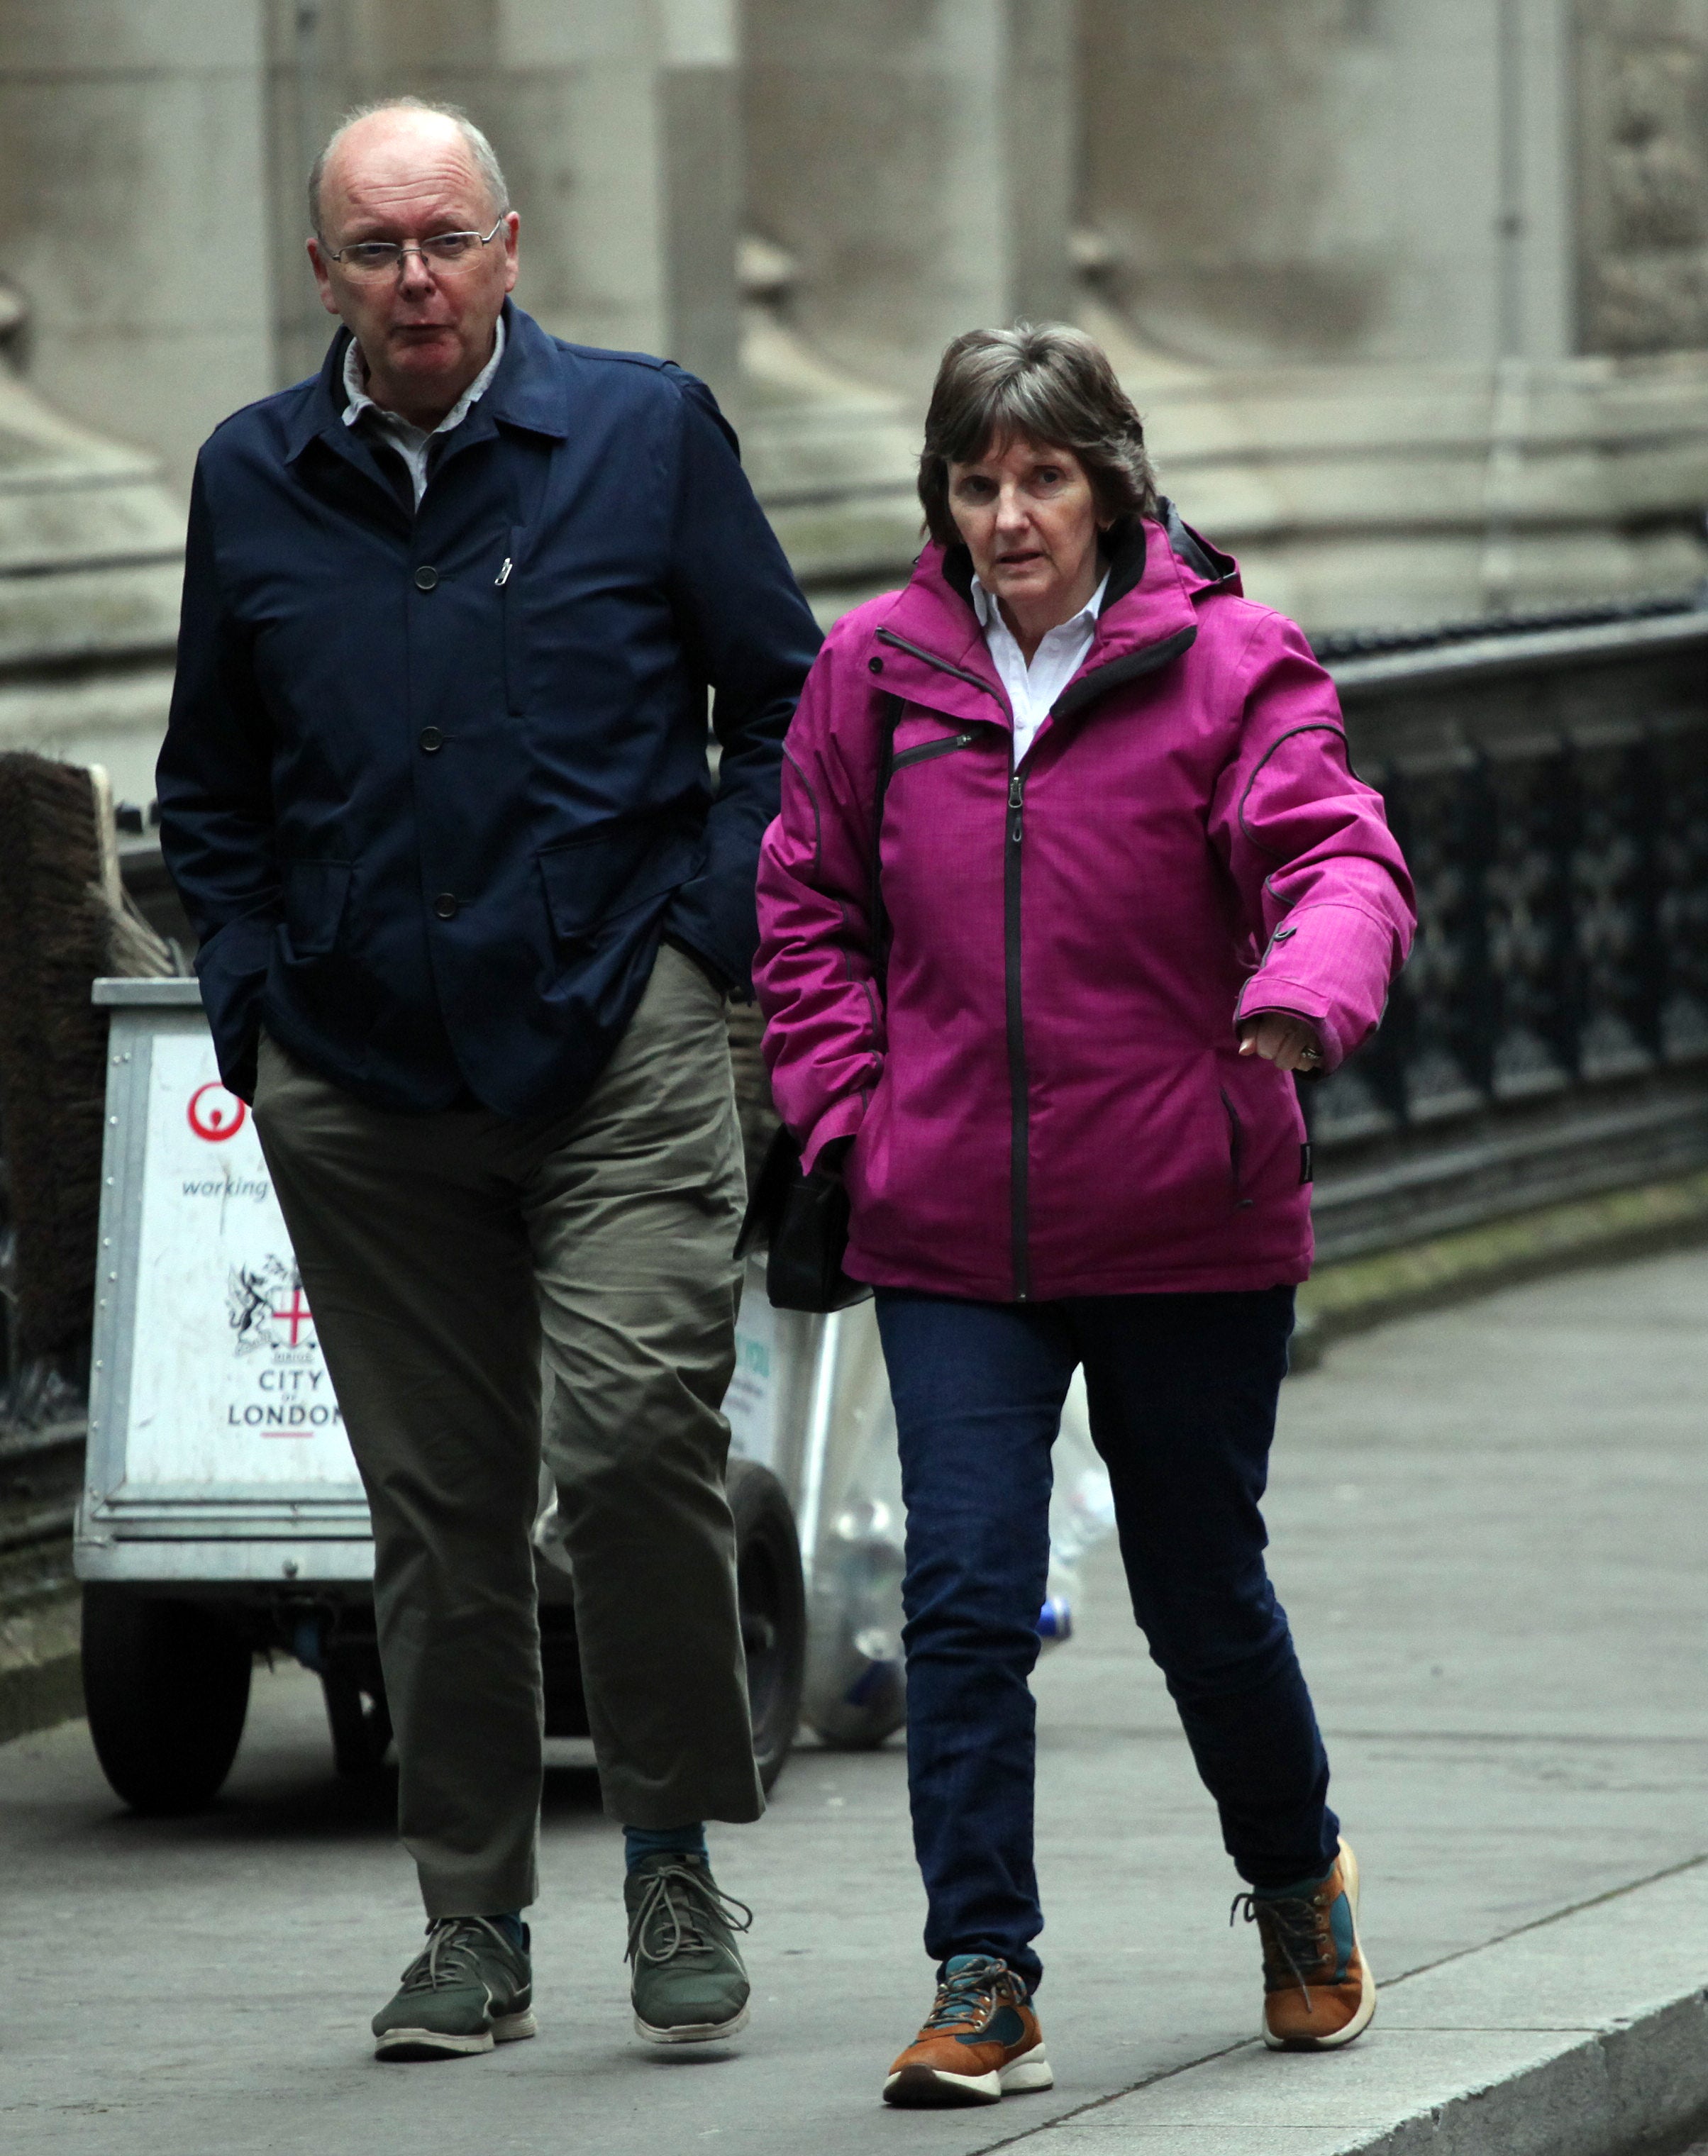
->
[372, 1916, 536, 2062]
[623, 1853, 753, 2044]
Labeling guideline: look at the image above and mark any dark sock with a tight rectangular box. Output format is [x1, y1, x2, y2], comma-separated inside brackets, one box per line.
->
[1253, 1867, 1333, 1901]
[484, 1911, 526, 1951]
[623, 1822, 708, 1873]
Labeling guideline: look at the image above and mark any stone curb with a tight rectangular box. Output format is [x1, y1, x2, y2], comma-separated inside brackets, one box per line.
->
[989, 1860, 1708, 2156]
[0, 1586, 82, 1747]
[1293, 1169, 1708, 1371]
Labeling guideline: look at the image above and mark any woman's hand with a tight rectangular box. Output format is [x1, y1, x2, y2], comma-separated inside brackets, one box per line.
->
[1237, 1011, 1325, 1075]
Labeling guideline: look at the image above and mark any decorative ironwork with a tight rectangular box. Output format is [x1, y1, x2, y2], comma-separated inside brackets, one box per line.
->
[1312, 696, 1708, 1137]
[1656, 716, 1708, 1062]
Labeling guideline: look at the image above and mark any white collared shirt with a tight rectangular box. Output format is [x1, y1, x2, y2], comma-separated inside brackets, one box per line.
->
[341, 314, 506, 506]
[972, 569, 1110, 767]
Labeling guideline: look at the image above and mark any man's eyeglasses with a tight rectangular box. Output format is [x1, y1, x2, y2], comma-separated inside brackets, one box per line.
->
[322, 217, 506, 279]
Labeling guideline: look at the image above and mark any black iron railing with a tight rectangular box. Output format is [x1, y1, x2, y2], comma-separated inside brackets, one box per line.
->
[1310, 608, 1708, 1253]
[1317, 719, 1708, 1133]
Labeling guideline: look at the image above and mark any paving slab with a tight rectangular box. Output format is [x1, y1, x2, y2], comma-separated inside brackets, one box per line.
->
[0, 1249, 1704, 2156]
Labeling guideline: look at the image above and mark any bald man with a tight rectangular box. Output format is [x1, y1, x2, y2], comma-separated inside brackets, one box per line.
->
[157, 98, 821, 2062]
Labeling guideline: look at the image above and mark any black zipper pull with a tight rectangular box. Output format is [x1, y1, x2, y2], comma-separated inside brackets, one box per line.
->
[1009, 770, 1024, 841]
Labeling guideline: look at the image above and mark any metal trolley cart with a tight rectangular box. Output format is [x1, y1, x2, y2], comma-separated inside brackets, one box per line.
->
[76, 979, 836, 1813]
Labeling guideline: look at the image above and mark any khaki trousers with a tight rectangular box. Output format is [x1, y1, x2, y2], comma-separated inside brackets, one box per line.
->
[251, 945, 762, 1916]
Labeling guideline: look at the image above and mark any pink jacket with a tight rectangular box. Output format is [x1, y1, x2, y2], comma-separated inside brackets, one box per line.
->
[754, 513, 1415, 1301]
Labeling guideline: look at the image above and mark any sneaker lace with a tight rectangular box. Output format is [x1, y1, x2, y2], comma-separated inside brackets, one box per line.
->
[398, 1916, 511, 1995]
[921, 1960, 1009, 2031]
[1230, 1889, 1324, 2010]
[626, 1862, 755, 1969]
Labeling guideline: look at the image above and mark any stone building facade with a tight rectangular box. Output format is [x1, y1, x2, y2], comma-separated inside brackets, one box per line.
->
[5, 1, 1708, 794]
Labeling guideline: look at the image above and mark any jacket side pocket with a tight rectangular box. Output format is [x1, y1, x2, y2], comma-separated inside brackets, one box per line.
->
[1220, 1087, 1255, 1211]
[282, 860, 353, 958]
[537, 825, 702, 949]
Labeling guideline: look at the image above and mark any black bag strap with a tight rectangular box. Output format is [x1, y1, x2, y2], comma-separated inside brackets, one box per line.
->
[867, 692, 904, 986]
[734, 1120, 801, 1260]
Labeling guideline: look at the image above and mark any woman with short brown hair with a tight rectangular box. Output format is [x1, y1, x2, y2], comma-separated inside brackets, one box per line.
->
[757, 323, 1414, 2106]
[915, 322, 1159, 540]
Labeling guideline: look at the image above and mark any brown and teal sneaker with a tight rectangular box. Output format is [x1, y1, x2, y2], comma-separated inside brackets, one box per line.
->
[882, 1956, 1053, 2108]
[624, 1854, 753, 2044]
[371, 1916, 536, 2062]
[1233, 1838, 1377, 2050]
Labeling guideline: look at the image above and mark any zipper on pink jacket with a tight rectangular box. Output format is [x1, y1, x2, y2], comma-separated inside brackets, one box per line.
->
[1006, 766, 1030, 1300]
[877, 614, 1191, 1301]
[875, 621, 1033, 1297]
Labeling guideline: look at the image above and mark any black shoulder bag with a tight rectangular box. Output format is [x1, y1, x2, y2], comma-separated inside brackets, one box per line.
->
[736, 696, 902, 1312]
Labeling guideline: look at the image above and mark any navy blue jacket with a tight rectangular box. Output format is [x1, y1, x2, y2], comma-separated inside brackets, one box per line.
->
[157, 301, 822, 1114]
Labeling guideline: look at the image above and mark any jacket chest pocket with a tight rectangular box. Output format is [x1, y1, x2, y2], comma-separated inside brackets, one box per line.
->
[499, 525, 528, 714]
[891, 728, 977, 772]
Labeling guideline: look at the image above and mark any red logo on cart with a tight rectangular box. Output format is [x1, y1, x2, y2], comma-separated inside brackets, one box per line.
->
[188, 1082, 248, 1143]
[270, 1287, 314, 1347]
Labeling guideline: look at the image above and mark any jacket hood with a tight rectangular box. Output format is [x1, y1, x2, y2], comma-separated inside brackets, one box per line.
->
[862, 499, 1241, 730]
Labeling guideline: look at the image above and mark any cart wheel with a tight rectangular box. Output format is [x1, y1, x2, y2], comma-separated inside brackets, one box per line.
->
[80, 1586, 253, 1815]
[321, 1667, 393, 1779]
[728, 1457, 806, 1791]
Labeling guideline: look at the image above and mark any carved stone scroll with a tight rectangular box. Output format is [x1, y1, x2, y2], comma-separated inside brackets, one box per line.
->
[1578, 1, 1708, 350]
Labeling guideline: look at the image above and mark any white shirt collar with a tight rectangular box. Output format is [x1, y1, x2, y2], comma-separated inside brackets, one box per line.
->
[340, 311, 506, 442]
[970, 567, 1110, 769]
[970, 568, 1110, 645]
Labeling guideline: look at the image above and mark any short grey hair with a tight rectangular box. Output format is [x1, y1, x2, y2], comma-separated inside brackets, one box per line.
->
[918, 322, 1158, 550]
[309, 97, 510, 237]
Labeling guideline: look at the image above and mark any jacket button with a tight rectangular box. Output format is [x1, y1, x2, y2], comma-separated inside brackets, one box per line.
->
[433, 891, 459, 920]
[419, 727, 443, 753]
[868, 656, 884, 673]
[414, 565, 439, 591]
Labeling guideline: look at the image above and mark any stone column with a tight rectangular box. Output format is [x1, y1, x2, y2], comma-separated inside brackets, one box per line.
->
[656, 1, 744, 404]
[0, 0, 277, 489]
[1077, 0, 1573, 371]
[744, 0, 1077, 401]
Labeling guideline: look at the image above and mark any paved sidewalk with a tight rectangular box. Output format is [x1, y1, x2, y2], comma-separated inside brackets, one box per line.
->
[1, 1250, 1704, 2155]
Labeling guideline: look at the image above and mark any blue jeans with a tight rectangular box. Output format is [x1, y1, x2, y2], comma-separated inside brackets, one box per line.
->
[875, 1287, 1338, 1994]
